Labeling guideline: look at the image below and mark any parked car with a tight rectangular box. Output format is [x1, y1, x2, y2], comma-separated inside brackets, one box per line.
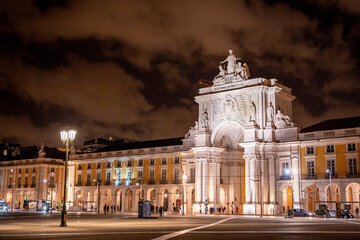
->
[0, 200, 9, 213]
[289, 209, 315, 217]
[341, 210, 354, 219]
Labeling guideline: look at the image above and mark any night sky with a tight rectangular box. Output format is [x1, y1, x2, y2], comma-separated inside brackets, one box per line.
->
[0, 0, 359, 147]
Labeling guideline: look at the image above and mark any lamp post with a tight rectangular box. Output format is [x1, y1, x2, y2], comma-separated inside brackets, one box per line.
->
[93, 179, 101, 214]
[11, 181, 15, 212]
[182, 174, 187, 216]
[326, 169, 332, 209]
[60, 129, 76, 227]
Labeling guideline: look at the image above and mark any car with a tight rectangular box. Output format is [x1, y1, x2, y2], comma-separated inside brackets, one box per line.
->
[0, 201, 9, 213]
[289, 209, 315, 217]
[341, 210, 354, 219]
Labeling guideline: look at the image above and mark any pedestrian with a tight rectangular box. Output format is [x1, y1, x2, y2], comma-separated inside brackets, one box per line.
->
[107, 204, 109, 214]
[111, 205, 113, 214]
[356, 207, 359, 217]
[173, 206, 176, 215]
[103, 204, 107, 214]
[114, 205, 117, 214]
[159, 206, 163, 218]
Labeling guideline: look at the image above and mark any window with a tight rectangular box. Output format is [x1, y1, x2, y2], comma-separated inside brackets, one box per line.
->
[174, 168, 179, 181]
[161, 169, 167, 181]
[25, 177, 28, 186]
[306, 146, 314, 155]
[281, 162, 290, 175]
[106, 172, 111, 184]
[150, 159, 155, 165]
[162, 158, 167, 165]
[349, 158, 357, 176]
[127, 161, 132, 167]
[88, 163, 91, 169]
[150, 170, 155, 181]
[49, 176, 55, 187]
[326, 160, 336, 176]
[174, 157, 180, 164]
[306, 161, 315, 178]
[190, 168, 195, 182]
[97, 163, 101, 169]
[32, 168, 36, 173]
[19, 169, 21, 173]
[50, 167, 55, 173]
[138, 159, 143, 166]
[138, 170, 143, 179]
[115, 170, 121, 181]
[116, 161, 121, 167]
[326, 145, 334, 153]
[78, 164, 82, 170]
[126, 171, 132, 183]
[106, 162, 111, 168]
[25, 168, 28, 173]
[31, 176, 36, 186]
[347, 143, 356, 152]
[87, 174, 91, 184]
[17, 177, 21, 187]
[96, 173, 100, 180]
[77, 174, 82, 185]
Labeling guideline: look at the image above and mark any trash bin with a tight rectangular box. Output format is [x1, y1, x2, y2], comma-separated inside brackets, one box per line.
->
[138, 200, 151, 218]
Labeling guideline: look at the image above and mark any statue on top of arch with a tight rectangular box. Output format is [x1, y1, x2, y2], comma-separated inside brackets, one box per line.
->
[213, 50, 250, 85]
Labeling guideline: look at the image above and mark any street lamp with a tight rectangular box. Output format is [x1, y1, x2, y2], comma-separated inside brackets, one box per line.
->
[60, 129, 76, 227]
[326, 169, 332, 209]
[182, 174, 187, 216]
[93, 179, 101, 214]
[11, 181, 15, 212]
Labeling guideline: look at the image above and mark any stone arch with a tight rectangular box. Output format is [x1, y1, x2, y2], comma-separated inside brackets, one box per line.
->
[280, 185, 293, 214]
[75, 190, 83, 209]
[211, 120, 245, 150]
[346, 183, 360, 213]
[324, 183, 340, 209]
[159, 188, 169, 211]
[304, 184, 319, 212]
[115, 189, 123, 212]
[124, 189, 133, 212]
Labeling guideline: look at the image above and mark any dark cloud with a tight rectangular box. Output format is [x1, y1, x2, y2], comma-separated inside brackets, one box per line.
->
[0, 0, 359, 146]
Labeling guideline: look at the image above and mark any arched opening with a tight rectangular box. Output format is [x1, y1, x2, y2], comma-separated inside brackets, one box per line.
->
[281, 185, 293, 214]
[163, 190, 169, 211]
[304, 185, 319, 212]
[346, 183, 360, 214]
[325, 184, 340, 209]
[211, 120, 245, 150]
[75, 190, 83, 209]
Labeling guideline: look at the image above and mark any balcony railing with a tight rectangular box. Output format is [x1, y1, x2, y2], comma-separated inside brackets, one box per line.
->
[148, 179, 155, 185]
[31, 184, 36, 188]
[160, 179, 167, 184]
[76, 182, 82, 186]
[7, 185, 12, 188]
[346, 173, 359, 178]
[23, 184, 28, 188]
[173, 179, 180, 184]
[86, 182, 92, 186]
[188, 178, 195, 184]
[105, 181, 111, 185]
[17, 185, 22, 188]
[279, 175, 291, 180]
[304, 174, 317, 180]
[325, 173, 338, 179]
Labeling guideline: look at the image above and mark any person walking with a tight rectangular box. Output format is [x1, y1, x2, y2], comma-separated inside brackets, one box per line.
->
[103, 204, 107, 214]
[107, 204, 109, 214]
[111, 205, 113, 214]
[356, 207, 359, 217]
[159, 206, 163, 218]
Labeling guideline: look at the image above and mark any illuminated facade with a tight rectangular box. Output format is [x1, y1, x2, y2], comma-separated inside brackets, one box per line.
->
[1, 51, 359, 215]
[0, 146, 65, 209]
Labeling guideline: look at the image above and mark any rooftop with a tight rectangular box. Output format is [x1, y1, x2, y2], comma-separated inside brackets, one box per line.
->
[300, 116, 360, 133]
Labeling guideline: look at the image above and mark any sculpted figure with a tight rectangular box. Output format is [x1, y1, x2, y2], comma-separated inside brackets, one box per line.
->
[275, 110, 294, 128]
[38, 143, 46, 158]
[266, 103, 274, 123]
[201, 109, 209, 129]
[220, 50, 239, 74]
[249, 101, 256, 122]
[235, 62, 245, 77]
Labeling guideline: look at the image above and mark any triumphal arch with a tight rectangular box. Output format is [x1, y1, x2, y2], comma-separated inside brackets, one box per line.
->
[183, 50, 299, 214]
